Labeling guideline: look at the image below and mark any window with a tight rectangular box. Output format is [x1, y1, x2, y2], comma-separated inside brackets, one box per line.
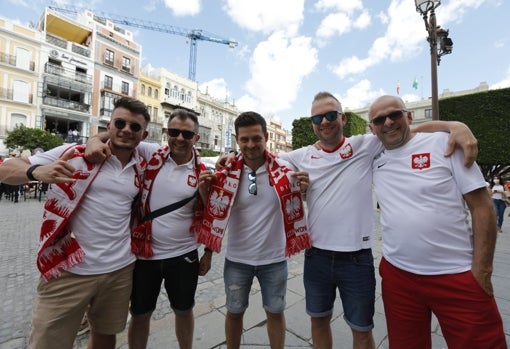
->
[12, 80, 30, 103]
[154, 89, 159, 99]
[147, 106, 152, 119]
[141, 84, 145, 95]
[148, 87, 152, 97]
[121, 56, 131, 73]
[104, 75, 113, 89]
[424, 109, 432, 119]
[153, 107, 159, 122]
[172, 85, 179, 99]
[104, 49, 114, 65]
[9, 113, 27, 131]
[121, 81, 129, 95]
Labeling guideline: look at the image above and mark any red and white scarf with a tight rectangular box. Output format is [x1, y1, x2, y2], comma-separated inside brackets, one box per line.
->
[38, 145, 145, 281]
[192, 151, 311, 257]
[131, 145, 206, 258]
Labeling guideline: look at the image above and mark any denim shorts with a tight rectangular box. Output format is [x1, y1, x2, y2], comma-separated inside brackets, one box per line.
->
[224, 259, 287, 314]
[130, 250, 199, 316]
[304, 247, 375, 332]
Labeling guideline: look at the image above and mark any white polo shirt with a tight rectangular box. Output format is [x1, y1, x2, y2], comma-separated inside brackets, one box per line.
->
[136, 142, 200, 260]
[30, 144, 140, 275]
[280, 134, 383, 252]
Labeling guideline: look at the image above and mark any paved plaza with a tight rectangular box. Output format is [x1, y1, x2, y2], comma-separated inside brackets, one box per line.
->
[1, 197, 509, 348]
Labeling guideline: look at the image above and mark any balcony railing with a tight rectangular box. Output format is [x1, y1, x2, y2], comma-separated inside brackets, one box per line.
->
[0, 87, 34, 104]
[0, 52, 35, 71]
[44, 63, 93, 85]
[43, 96, 90, 113]
[46, 34, 91, 58]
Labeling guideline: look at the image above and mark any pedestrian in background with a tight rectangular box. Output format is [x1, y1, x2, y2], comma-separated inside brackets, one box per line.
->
[369, 95, 506, 349]
[491, 175, 507, 232]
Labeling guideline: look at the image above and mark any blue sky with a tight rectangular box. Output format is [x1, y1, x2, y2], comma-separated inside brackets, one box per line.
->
[2, 0, 509, 129]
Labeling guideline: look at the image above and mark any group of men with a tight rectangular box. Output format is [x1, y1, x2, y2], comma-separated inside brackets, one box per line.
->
[0, 92, 507, 349]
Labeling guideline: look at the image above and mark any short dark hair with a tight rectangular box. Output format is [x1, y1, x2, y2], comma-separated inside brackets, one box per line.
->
[312, 91, 342, 111]
[168, 109, 199, 132]
[234, 111, 267, 135]
[114, 97, 150, 123]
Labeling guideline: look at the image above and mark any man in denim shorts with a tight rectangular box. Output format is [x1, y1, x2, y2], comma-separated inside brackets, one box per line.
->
[279, 92, 478, 349]
[199, 112, 310, 349]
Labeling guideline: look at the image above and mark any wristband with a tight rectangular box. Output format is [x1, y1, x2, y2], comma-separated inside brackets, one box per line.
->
[204, 247, 213, 253]
[26, 164, 42, 181]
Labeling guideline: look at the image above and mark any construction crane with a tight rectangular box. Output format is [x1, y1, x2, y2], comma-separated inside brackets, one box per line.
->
[48, 5, 238, 81]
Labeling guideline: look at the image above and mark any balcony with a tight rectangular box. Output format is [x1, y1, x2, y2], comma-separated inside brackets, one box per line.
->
[46, 34, 91, 58]
[43, 96, 90, 113]
[44, 63, 93, 85]
[0, 52, 35, 71]
[0, 87, 33, 104]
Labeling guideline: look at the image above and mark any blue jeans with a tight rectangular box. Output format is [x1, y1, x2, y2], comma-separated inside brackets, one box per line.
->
[304, 247, 375, 332]
[493, 199, 506, 228]
[224, 259, 287, 314]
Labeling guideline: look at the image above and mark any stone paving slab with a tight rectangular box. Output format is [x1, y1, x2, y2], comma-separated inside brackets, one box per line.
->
[1, 199, 509, 348]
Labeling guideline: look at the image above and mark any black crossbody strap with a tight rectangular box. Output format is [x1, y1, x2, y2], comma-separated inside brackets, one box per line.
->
[142, 191, 198, 222]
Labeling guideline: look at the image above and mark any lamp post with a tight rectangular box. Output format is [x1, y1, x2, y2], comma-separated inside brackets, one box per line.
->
[415, 0, 453, 120]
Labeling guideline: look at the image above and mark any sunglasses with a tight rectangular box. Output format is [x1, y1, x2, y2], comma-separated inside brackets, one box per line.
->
[370, 110, 407, 126]
[113, 119, 143, 132]
[167, 128, 196, 140]
[311, 110, 339, 125]
[248, 171, 257, 195]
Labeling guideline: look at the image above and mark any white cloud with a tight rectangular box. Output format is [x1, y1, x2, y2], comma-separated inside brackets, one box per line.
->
[162, 0, 200, 16]
[339, 79, 384, 110]
[354, 10, 371, 29]
[198, 78, 230, 101]
[331, 56, 372, 80]
[316, 12, 351, 39]
[224, 0, 304, 36]
[242, 31, 318, 114]
[490, 65, 510, 89]
[314, 0, 363, 14]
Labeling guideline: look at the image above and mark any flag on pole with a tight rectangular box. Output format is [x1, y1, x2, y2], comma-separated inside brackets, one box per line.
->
[412, 77, 419, 90]
[396, 81, 400, 95]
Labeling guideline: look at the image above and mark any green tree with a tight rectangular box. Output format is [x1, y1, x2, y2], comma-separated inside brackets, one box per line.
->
[291, 112, 367, 149]
[5, 125, 64, 153]
[439, 87, 510, 180]
[199, 148, 219, 157]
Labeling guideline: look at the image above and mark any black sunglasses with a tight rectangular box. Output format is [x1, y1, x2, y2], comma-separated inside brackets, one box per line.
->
[167, 128, 196, 140]
[370, 110, 407, 126]
[311, 110, 339, 125]
[248, 171, 257, 195]
[113, 119, 142, 132]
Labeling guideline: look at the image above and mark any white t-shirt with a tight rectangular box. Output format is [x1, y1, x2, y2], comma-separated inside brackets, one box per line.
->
[135, 142, 200, 260]
[29, 144, 140, 275]
[226, 161, 294, 266]
[372, 132, 486, 275]
[280, 134, 383, 252]
[491, 184, 504, 200]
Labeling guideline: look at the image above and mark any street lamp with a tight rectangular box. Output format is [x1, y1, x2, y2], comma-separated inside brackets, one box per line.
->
[415, 0, 453, 120]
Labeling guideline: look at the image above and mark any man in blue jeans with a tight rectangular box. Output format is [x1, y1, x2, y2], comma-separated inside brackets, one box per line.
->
[279, 91, 479, 349]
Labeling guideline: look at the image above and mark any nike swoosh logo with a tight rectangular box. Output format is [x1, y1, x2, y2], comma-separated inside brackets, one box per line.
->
[377, 163, 386, 168]
[311, 155, 321, 159]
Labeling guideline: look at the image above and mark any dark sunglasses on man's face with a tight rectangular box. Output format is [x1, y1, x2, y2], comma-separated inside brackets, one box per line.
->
[311, 110, 339, 125]
[167, 128, 196, 140]
[370, 110, 406, 126]
[113, 118, 142, 132]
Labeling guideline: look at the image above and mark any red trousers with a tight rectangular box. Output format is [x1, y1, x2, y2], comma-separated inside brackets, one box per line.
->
[380, 257, 507, 349]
